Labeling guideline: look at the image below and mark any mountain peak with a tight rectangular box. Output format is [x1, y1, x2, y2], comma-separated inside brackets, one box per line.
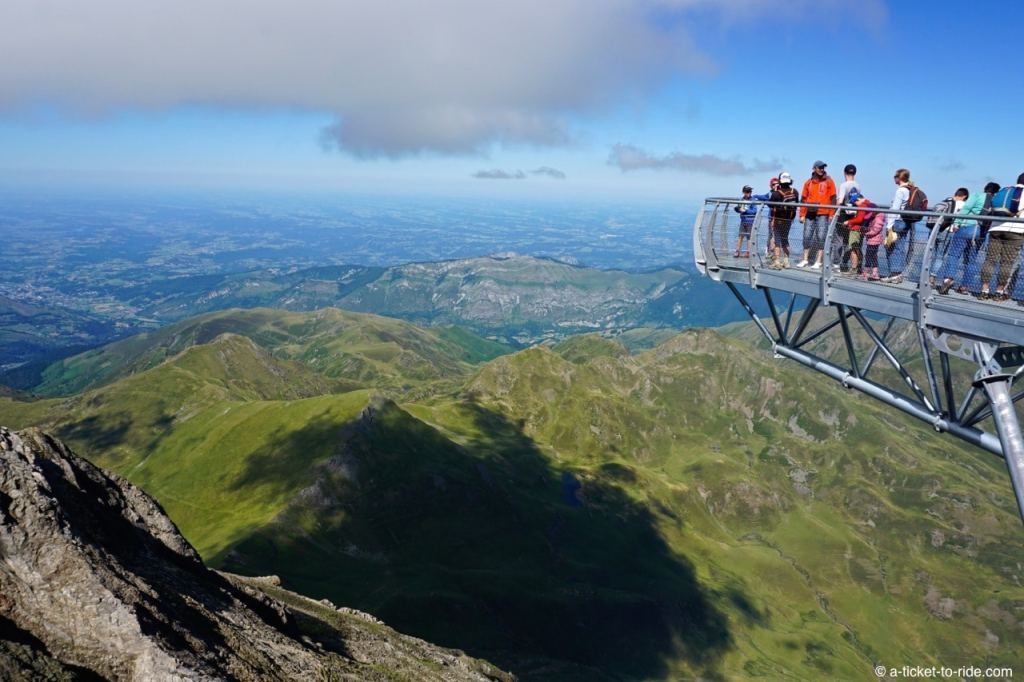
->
[0, 426, 512, 681]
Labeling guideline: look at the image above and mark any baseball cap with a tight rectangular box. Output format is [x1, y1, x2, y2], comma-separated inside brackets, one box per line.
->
[813, 160, 827, 169]
[848, 190, 861, 203]
[779, 171, 792, 184]
[770, 176, 779, 186]
[742, 185, 753, 192]
[844, 163, 857, 175]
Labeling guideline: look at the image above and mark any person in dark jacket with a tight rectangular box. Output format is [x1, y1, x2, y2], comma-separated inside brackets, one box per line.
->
[768, 172, 800, 269]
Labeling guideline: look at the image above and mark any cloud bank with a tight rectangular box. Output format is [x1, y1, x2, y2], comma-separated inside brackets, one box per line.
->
[608, 144, 783, 176]
[0, 1, 712, 158]
[0, 1, 884, 159]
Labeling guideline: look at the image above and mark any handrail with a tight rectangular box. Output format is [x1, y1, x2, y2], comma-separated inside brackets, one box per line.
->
[697, 196, 1024, 335]
[704, 197, 1024, 224]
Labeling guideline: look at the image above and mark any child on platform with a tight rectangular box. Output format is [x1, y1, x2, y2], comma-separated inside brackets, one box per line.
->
[852, 196, 885, 281]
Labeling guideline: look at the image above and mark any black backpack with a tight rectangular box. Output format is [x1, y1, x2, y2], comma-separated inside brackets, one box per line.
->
[978, 193, 995, 237]
[901, 186, 928, 223]
[926, 196, 956, 231]
[773, 187, 798, 221]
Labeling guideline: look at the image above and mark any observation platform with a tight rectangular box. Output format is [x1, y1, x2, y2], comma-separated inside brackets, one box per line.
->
[694, 197, 1024, 522]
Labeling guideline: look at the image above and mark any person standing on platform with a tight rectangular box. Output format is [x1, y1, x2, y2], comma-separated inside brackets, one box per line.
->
[936, 186, 984, 295]
[798, 161, 837, 269]
[833, 164, 860, 271]
[769, 172, 799, 269]
[980, 173, 1024, 300]
[852, 196, 885, 281]
[733, 184, 772, 257]
[882, 168, 922, 284]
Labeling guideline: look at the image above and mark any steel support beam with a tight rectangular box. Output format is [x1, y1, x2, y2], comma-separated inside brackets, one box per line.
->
[978, 375, 1024, 522]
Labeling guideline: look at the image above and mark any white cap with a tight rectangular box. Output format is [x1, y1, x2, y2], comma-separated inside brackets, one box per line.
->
[779, 171, 792, 184]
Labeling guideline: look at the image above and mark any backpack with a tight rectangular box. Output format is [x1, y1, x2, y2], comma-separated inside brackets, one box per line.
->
[990, 186, 1023, 217]
[900, 185, 928, 223]
[977, 192, 996, 237]
[774, 187, 798, 221]
[926, 196, 956, 231]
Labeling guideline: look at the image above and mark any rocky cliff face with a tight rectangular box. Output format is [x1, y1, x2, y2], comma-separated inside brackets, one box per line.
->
[0, 426, 513, 681]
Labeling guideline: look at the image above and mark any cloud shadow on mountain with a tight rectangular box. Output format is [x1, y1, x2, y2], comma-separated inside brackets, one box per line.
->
[215, 398, 735, 680]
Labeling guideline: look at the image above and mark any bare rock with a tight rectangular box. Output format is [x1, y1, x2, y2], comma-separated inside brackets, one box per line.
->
[0, 426, 513, 681]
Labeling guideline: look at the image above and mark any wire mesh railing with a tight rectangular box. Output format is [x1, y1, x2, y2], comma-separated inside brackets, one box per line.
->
[697, 197, 1024, 305]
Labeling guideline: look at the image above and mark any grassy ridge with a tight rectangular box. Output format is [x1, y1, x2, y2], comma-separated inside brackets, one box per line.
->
[34, 307, 511, 397]
[1, 311, 1021, 679]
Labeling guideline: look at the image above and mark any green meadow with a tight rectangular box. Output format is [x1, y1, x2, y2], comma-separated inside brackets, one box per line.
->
[2, 308, 1020, 680]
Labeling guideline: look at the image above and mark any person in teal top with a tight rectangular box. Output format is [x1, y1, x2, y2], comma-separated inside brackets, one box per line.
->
[936, 183, 999, 294]
[953, 183, 998, 233]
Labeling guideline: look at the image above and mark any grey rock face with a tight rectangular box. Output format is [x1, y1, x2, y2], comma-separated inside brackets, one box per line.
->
[0, 426, 513, 681]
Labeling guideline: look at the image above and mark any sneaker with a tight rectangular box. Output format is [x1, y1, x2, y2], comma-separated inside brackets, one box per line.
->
[937, 278, 955, 295]
[796, 259, 809, 268]
[859, 272, 869, 281]
[782, 257, 790, 269]
[733, 250, 740, 257]
[810, 262, 822, 270]
[889, 274, 903, 284]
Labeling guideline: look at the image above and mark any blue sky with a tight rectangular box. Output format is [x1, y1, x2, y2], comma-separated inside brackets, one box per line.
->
[0, 1, 1021, 203]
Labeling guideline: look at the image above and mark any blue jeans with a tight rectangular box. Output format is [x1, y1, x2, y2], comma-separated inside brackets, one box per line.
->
[886, 220, 915, 275]
[802, 215, 828, 259]
[936, 228, 980, 287]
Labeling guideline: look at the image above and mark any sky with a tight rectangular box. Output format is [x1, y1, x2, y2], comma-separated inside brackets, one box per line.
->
[1, 1, 1022, 203]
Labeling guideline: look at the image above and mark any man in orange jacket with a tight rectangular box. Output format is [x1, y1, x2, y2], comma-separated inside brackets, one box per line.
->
[798, 160, 837, 269]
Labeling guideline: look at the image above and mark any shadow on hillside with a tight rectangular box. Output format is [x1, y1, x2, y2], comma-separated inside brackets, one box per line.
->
[56, 415, 131, 451]
[216, 399, 735, 680]
[226, 411, 349, 497]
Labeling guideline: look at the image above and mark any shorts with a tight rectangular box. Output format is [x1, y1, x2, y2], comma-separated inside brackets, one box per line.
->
[848, 230, 862, 247]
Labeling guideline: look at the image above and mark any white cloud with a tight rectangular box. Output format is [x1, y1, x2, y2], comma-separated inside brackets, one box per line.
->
[0, 0, 885, 158]
[608, 144, 783, 176]
[473, 169, 527, 180]
[531, 166, 567, 180]
[0, 1, 706, 157]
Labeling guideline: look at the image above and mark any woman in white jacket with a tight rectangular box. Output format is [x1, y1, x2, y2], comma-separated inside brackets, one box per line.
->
[883, 168, 915, 283]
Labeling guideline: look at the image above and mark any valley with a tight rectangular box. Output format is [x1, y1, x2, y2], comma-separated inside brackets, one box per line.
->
[2, 307, 1020, 679]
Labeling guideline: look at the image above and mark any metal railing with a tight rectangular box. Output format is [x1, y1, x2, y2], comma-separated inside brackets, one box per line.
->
[695, 197, 1024, 326]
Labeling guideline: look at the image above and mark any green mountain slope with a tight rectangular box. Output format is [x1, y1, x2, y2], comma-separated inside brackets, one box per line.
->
[34, 307, 509, 396]
[1, 317, 1021, 680]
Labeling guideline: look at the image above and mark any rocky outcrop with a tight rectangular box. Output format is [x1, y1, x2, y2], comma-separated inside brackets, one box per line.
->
[0, 426, 513, 681]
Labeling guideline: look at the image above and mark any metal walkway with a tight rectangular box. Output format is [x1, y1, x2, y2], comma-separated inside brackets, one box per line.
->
[694, 197, 1024, 522]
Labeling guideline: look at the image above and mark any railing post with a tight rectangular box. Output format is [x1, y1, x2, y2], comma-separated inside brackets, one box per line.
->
[821, 211, 842, 305]
[749, 204, 766, 285]
[918, 221, 944, 328]
[694, 203, 708, 275]
[704, 202, 722, 274]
